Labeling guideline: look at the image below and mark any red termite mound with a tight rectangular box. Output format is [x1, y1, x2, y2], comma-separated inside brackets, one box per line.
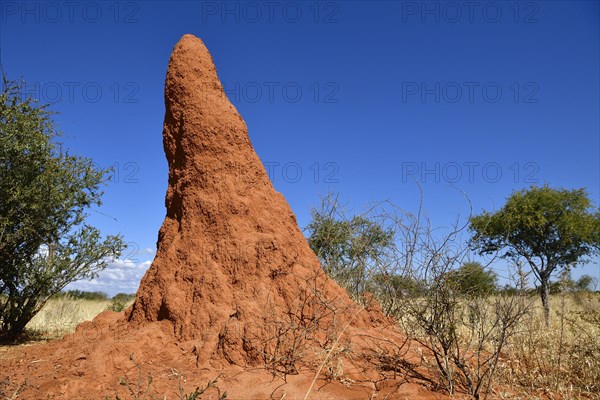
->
[0, 35, 442, 399]
[126, 33, 387, 365]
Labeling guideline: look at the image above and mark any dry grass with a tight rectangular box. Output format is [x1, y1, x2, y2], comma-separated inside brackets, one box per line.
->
[496, 292, 600, 399]
[25, 296, 133, 338]
[389, 291, 600, 399]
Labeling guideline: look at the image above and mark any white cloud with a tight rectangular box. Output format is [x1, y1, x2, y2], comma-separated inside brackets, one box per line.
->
[64, 258, 153, 297]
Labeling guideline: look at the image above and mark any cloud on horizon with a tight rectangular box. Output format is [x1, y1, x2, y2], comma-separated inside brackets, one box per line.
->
[64, 258, 153, 297]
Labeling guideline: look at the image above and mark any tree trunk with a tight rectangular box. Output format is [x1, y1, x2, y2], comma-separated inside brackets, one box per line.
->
[0, 295, 38, 341]
[540, 279, 550, 327]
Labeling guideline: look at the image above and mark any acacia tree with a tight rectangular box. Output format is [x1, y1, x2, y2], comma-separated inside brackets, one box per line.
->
[470, 185, 600, 326]
[0, 76, 125, 339]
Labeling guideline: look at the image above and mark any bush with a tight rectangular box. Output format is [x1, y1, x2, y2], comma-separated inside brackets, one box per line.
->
[112, 293, 136, 303]
[306, 194, 394, 300]
[107, 293, 135, 312]
[444, 262, 498, 297]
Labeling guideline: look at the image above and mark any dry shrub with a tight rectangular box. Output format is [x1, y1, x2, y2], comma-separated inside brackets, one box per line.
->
[256, 272, 352, 382]
[399, 291, 531, 399]
[357, 333, 422, 388]
[111, 355, 226, 400]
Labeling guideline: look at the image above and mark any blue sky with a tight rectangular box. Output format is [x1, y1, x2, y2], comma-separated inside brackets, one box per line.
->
[1, 1, 598, 295]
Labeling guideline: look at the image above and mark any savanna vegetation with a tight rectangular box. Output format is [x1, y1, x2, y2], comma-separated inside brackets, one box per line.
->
[2, 76, 599, 399]
[307, 188, 599, 399]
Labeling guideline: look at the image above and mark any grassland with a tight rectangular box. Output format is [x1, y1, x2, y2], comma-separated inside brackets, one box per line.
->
[495, 292, 600, 398]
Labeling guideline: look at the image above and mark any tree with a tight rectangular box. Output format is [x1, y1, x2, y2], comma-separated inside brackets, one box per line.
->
[469, 185, 600, 326]
[306, 194, 394, 299]
[0, 76, 125, 339]
[574, 274, 596, 292]
[369, 272, 426, 315]
[547, 273, 597, 294]
[445, 262, 498, 297]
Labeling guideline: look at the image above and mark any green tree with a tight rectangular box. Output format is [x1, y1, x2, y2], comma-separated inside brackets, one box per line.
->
[371, 273, 426, 298]
[548, 279, 574, 295]
[575, 274, 596, 292]
[547, 273, 597, 294]
[369, 272, 426, 315]
[0, 76, 125, 339]
[469, 185, 600, 325]
[445, 262, 498, 297]
[306, 194, 394, 299]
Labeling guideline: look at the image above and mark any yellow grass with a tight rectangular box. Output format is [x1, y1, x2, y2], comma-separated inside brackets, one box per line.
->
[25, 297, 133, 337]
[392, 291, 600, 398]
[496, 292, 600, 398]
